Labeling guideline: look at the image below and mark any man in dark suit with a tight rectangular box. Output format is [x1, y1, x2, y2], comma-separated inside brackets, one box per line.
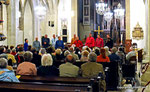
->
[42, 34, 50, 48]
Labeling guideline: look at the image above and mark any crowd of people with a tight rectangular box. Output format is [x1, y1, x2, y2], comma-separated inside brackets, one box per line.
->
[0, 33, 137, 91]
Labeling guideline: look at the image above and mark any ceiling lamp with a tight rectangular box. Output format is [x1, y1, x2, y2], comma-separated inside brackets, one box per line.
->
[95, 0, 107, 15]
[114, 3, 125, 19]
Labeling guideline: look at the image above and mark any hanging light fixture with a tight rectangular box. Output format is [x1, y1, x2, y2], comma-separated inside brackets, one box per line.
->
[35, 0, 47, 20]
[114, 3, 125, 19]
[104, 7, 113, 22]
[95, 0, 107, 15]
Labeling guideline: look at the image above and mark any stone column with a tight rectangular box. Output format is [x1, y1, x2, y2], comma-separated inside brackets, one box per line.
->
[125, 0, 130, 39]
[7, 0, 17, 46]
[143, 0, 150, 63]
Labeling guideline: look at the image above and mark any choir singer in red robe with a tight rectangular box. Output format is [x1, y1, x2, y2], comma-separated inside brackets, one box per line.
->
[85, 33, 95, 48]
[73, 37, 83, 49]
[95, 34, 104, 48]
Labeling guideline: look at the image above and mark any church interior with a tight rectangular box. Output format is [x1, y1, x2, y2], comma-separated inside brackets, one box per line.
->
[0, 0, 150, 92]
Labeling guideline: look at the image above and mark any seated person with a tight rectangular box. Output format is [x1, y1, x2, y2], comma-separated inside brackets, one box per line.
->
[116, 47, 126, 64]
[69, 47, 79, 60]
[81, 52, 106, 91]
[108, 47, 120, 62]
[37, 54, 59, 76]
[97, 48, 110, 63]
[6, 49, 17, 66]
[59, 54, 79, 77]
[31, 48, 41, 67]
[16, 51, 37, 75]
[104, 46, 111, 56]
[80, 50, 89, 62]
[126, 47, 136, 61]
[0, 58, 19, 82]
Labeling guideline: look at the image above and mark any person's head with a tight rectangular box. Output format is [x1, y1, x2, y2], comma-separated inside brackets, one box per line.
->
[46, 46, 55, 54]
[97, 34, 101, 38]
[41, 54, 53, 66]
[0, 47, 4, 54]
[45, 34, 48, 38]
[58, 36, 61, 40]
[104, 46, 109, 52]
[24, 51, 33, 61]
[69, 47, 74, 53]
[100, 48, 106, 59]
[39, 48, 46, 55]
[25, 38, 28, 43]
[74, 34, 76, 38]
[89, 33, 92, 37]
[31, 48, 37, 54]
[76, 37, 79, 40]
[18, 46, 24, 52]
[6, 49, 11, 54]
[94, 47, 100, 56]
[111, 47, 118, 53]
[107, 35, 110, 39]
[64, 50, 70, 57]
[53, 34, 56, 38]
[35, 37, 38, 41]
[0, 58, 8, 69]
[55, 49, 62, 55]
[119, 47, 124, 52]
[82, 50, 89, 57]
[88, 52, 97, 62]
[65, 54, 75, 63]
[12, 48, 16, 53]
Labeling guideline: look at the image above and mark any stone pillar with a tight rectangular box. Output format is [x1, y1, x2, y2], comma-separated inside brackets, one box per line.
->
[71, 0, 78, 37]
[143, 0, 150, 63]
[125, 0, 130, 39]
[7, 0, 17, 46]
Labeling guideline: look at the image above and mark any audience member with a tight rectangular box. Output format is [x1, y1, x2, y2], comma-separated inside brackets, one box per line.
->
[104, 46, 111, 56]
[31, 48, 41, 67]
[59, 54, 79, 77]
[80, 50, 89, 62]
[97, 48, 110, 63]
[94, 47, 100, 56]
[17, 51, 37, 75]
[0, 58, 19, 82]
[6, 49, 16, 66]
[108, 47, 120, 62]
[69, 47, 79, 60]
[37, 54, 59, 76]
[116, 47, 126, 64]
[11, 48, 17, 56]
[126, 47, 136, 61]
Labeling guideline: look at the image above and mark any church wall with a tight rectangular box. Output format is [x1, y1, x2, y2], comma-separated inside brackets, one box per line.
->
[130, 0, 146, 49]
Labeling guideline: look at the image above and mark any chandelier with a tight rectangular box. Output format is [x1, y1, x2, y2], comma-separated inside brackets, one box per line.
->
[104, 7, 113, 22]
[114, 3, 125, 19]
[35, 1, 47, 20]
[95, 0, 107, 15]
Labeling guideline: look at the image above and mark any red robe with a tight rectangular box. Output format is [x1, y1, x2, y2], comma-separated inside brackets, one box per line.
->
[85, 37, 95, 48]
[73, 40, 83, 48]
[95, 38, 104, 48]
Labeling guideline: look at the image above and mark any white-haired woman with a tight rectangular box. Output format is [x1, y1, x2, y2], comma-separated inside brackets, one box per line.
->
[0, 58, 19, 82]
[37, 54, 59, 76]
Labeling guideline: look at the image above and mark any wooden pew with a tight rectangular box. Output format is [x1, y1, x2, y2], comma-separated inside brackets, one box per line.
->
[18, 76, 100, 92]
[19, 76, 90, 84]
[0, 81, 88, 92]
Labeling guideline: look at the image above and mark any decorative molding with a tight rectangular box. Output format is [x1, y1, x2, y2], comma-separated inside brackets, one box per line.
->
[132, 22, 144, 40]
